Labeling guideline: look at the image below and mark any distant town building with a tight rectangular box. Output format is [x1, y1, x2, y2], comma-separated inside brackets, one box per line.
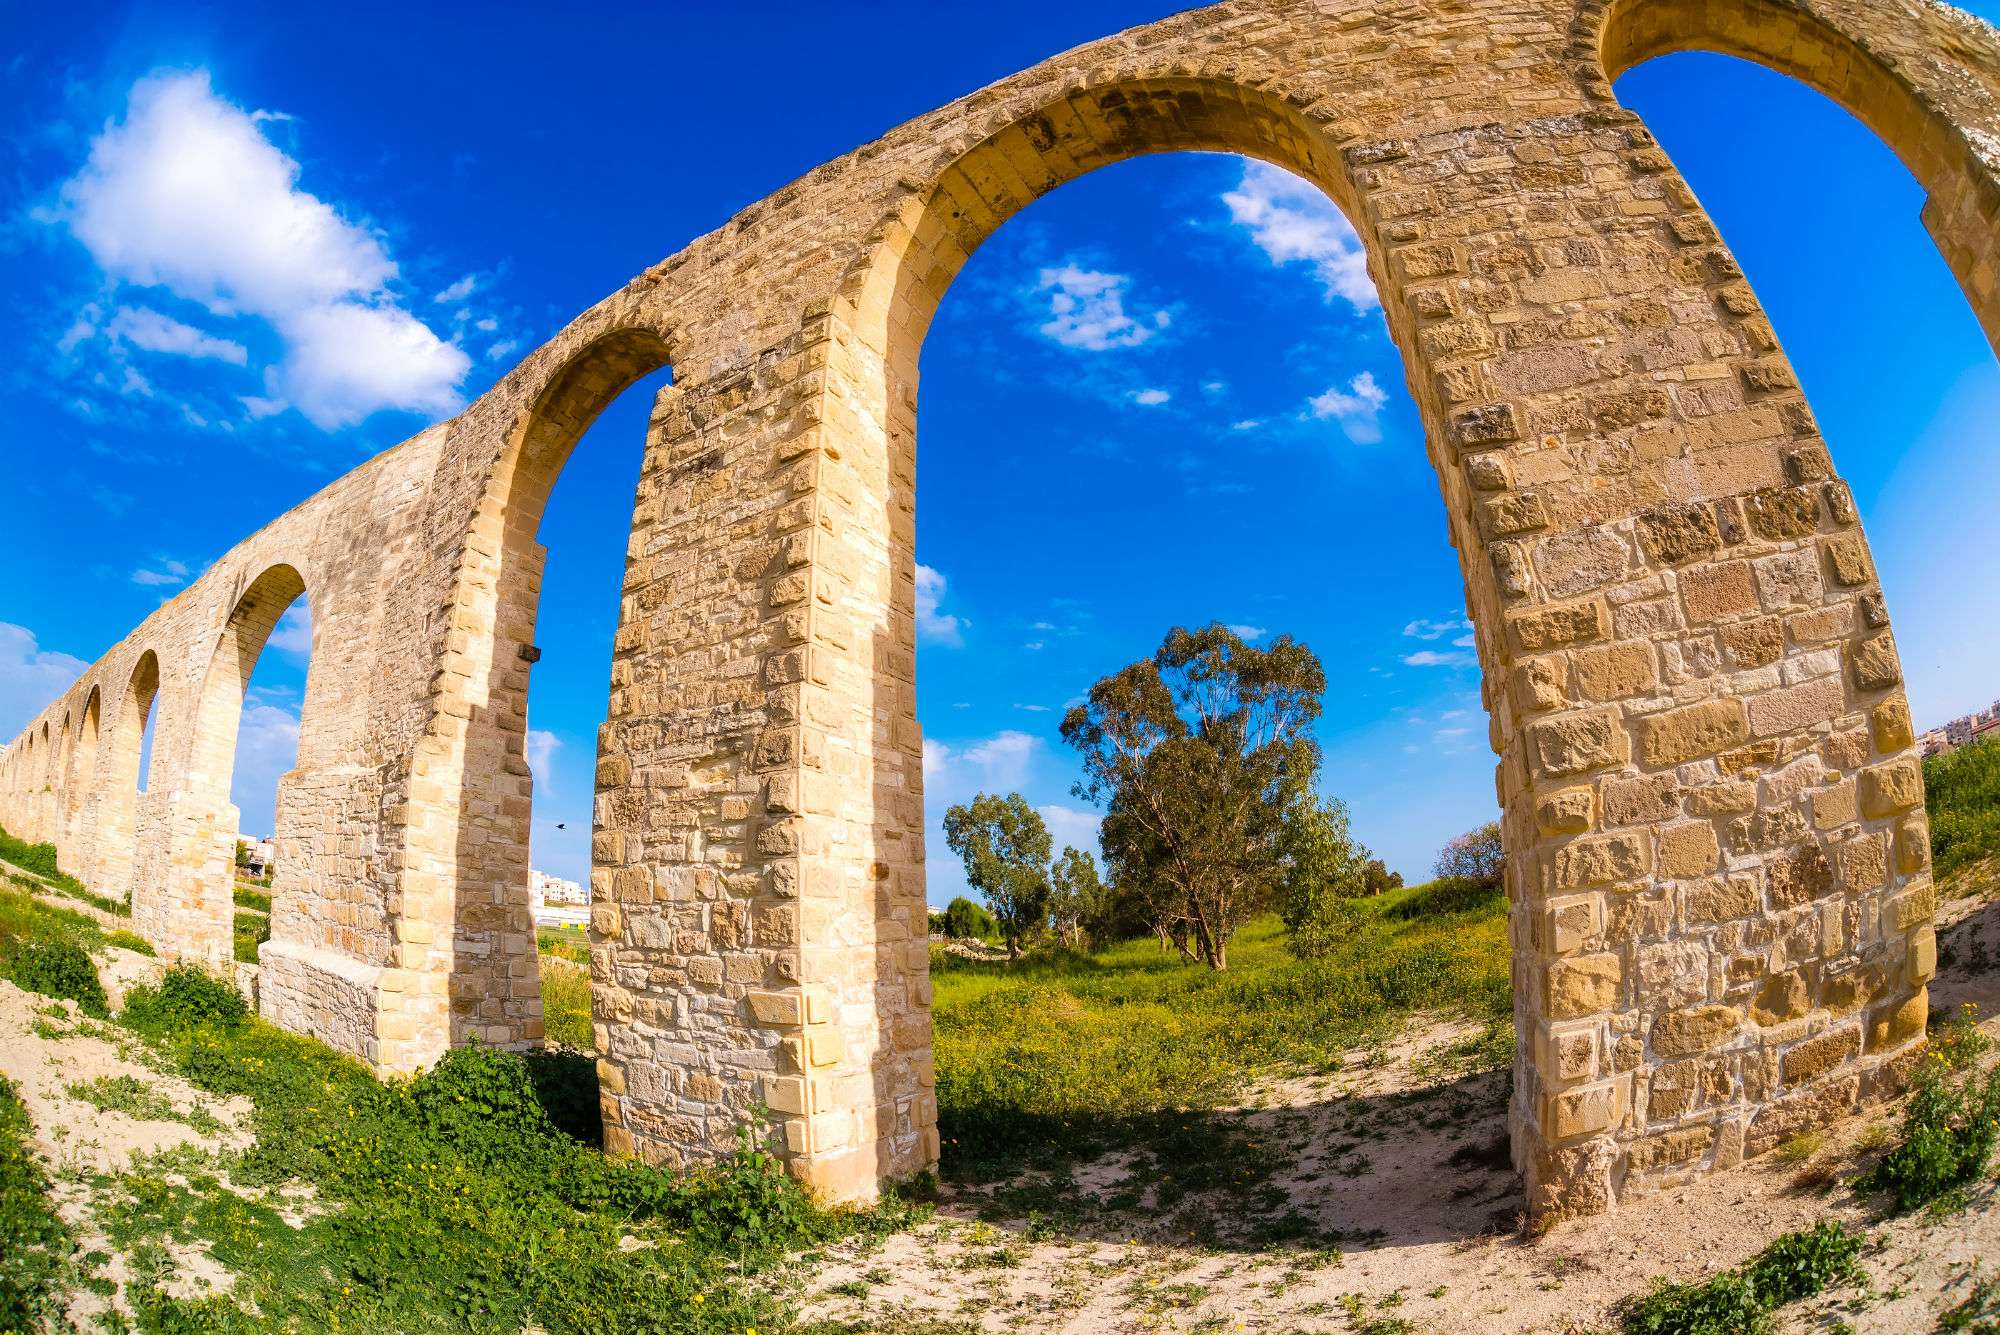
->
[530, 868, 589, 927]
[1918, 699, 2000, 759]
[239, 837, 276, 879]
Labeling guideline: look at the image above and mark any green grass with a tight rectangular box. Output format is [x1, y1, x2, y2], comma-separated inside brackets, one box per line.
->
[1928, 735, 2000, 882]
[232, 883, 272, 914]
[540, 955, 593, 1050]
[932, 885, 1511, 1178]
[233, 908, 270, 964]
[0, 1073, 75, 1330]
[66, 1073, 227, 1135]
[537, 924, 589, 966]
[0, 823, 127, 916]
[0, 881, 913, 1331]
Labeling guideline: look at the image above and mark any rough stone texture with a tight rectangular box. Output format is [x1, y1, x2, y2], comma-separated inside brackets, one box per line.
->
[4, 0, 1993, 1218]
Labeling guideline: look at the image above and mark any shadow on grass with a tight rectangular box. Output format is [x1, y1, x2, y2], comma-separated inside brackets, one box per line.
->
[936, 1057, 1523, 1255]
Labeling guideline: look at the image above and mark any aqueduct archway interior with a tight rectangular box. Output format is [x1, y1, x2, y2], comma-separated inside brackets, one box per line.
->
[3, 0, 1995, 1220]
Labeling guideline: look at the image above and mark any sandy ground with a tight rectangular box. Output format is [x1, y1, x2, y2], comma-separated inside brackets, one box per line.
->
[796, 889, 2000, 1335]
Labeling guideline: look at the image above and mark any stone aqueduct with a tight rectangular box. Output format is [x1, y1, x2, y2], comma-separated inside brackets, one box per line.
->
[2, 0, 1996, 1218]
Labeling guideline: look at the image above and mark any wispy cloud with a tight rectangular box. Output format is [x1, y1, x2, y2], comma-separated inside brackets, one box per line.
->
[1130, 387, 1171, 407]
[1033, 263, 1170, 351]
[1307, 372, 1389, 444]
[1221, 161, 1379, 313]
[1403, 617, 1471, 641]
[1402, 649, 1475, 668]
[525, 728, 560, 789]
[130, 557, 190, 587]
[915, 563, 964, 646]
[107, 306, 248, 365]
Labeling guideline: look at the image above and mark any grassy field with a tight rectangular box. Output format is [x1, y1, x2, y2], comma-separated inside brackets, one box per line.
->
[930, 881, 1513, 1181]
[1928, 734, 2000, 883]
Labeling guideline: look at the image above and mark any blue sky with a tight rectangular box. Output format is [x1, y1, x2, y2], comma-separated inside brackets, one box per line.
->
[2, 3, 1997, 905]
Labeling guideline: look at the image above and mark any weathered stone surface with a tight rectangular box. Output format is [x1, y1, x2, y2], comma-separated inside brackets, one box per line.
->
[1653, 1005, 1743, 1058]
[1, 0, 1970, 1222]
[1639, 699, 1750, 767]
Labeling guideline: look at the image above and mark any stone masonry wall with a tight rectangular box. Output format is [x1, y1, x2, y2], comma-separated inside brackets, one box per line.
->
[3, 0, 1996, 1219]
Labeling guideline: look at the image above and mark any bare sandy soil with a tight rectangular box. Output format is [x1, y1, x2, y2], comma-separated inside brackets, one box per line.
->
[794, 889, 2000, 1335]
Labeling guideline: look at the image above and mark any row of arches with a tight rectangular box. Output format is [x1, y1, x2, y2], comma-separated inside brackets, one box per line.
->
[0, 571, 309, 967]
[0, 0, 1990, 1219]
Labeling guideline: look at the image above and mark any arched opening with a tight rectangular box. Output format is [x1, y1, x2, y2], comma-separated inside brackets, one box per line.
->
[64, 687, 101, 857]
[99, 649, 161, 905]
[1595, 0, 2000, 358]
[404, 326, 673, 1065]
[899, 143, 1505, 1230]
[1608, 41, 2000, 746]
[185, 564, 312, 965]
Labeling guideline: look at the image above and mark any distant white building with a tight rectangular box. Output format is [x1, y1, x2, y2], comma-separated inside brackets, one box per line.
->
[240, 837, 277, 878]
[530, 869, 589, 927]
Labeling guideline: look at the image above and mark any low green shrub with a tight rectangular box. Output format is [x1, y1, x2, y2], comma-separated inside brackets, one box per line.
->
[1622, 1220, 1863, 1334]
[3, 938, 108, 1017]
[106, 929, 155, 956]
[1858, 1008, 2000, 1213]
[1926, 735, 2000, 880]
[122, 965, 248, 1033]
[231, 885, 271, 914]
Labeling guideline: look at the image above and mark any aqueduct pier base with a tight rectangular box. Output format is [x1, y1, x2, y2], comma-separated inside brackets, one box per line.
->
[5, 0, 1997, 1218]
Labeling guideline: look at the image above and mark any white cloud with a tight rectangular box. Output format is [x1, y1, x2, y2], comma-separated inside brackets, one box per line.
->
[0, 623, 89, 742]
[432, 273, 479, 305]
[1403, 617, 1472, 641]
[224, 699, 303, 838]
[267, 602, 312, 660]
[1308, 371, 1390, 444]
[1221, 160, 1380, 313]
[525, 728, 560, 789]
[1034, 264, 1170, 351]
[922, 730, 1039, 800]
[1402, 649, 1475, 668]
[131, 558, 190, 587]
[915, 563, 963, 647]
[1131, 387, 1171, 407]
[106, 305, 247, 365]
[1202, 380, 1227, 395]
[1038, 803, 1102, 858]
[1229, 419, 1262, 432]
[1226, 624, 1268, 641]
[50, 70, 469, 430]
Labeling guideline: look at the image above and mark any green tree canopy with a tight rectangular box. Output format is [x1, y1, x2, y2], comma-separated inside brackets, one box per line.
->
[1047, 845, 1109, 949]
[1276, 797, 1374, 959]
[1061, 623, 1325, 970]
[941, 793, 1053, 959]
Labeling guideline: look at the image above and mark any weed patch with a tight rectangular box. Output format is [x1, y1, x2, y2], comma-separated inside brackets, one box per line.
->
[1858, 1007, 2000, 1214]
[3, 938, 108, 1017]
[540, 955, 593, 1050]
[1621, 1220, 1864, 1334]
[0, 1074, 74, 1329]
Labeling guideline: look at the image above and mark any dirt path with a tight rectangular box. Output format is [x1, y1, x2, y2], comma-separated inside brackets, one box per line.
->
[795, 890, 2000, 1334]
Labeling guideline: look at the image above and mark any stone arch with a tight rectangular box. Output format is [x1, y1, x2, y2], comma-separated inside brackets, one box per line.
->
[386, 324, 674, 1070]
[149, 563, 315, 963]
[62, 687, 102, 859]
[1583, 0, 2000, 356]
[792, 75, 1485, 1202]
[98, 649, 161, 906]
